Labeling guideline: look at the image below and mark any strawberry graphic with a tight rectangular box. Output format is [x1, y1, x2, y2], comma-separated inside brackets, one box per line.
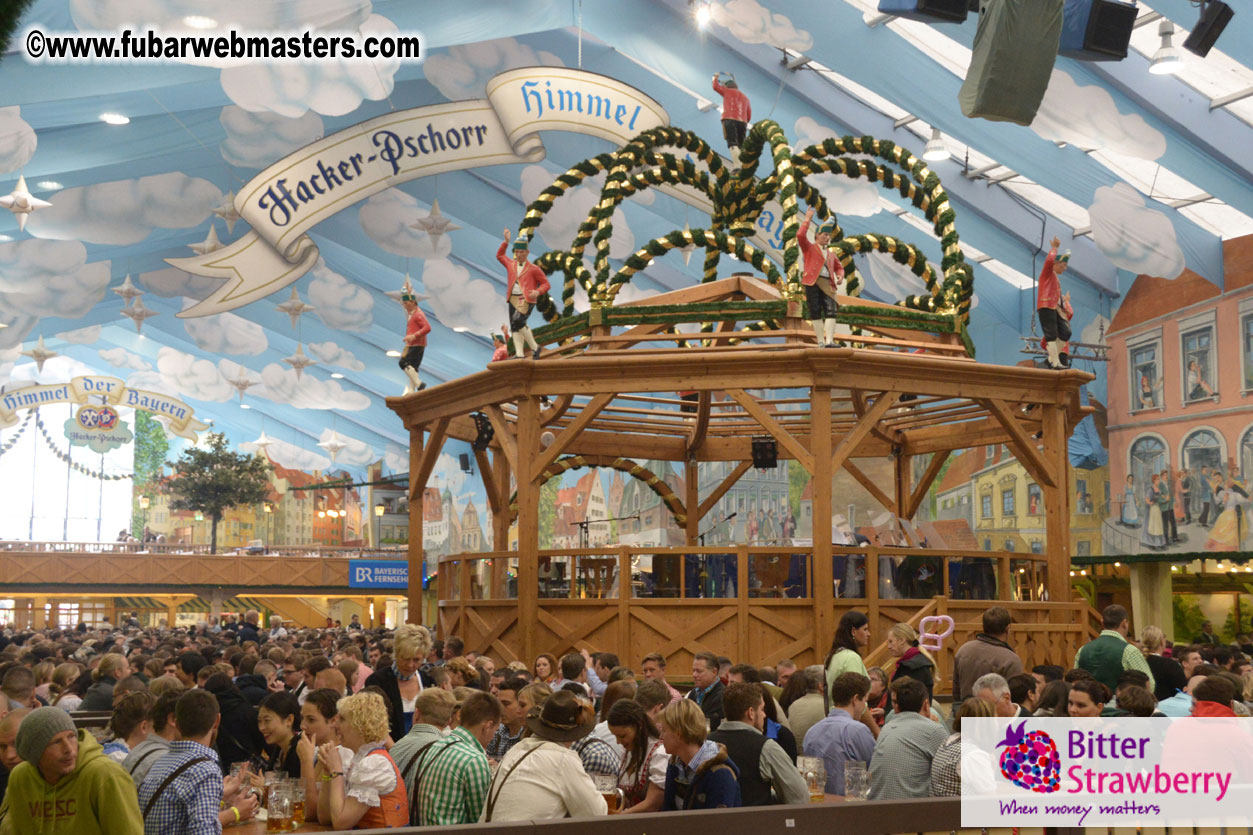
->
[997, 721, 1061, 793]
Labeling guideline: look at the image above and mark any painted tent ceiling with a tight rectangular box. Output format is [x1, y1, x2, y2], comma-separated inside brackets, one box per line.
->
[1, 0, 1251, 475]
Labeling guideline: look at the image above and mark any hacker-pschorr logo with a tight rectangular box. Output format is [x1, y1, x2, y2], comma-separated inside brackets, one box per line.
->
[997, 721, 1061, 793]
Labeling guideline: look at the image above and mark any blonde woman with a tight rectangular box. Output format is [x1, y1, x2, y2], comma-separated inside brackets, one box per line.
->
[1140, 626, 1186, 700]
[50, 663, 85, 711]
[80, 652, 131, 711]
[445, 657, 480, 689]
[316, 691, 409, 829]
[364, 624, 433, 741]
[32, 661, 55, 702]
[886, 623, 935, 700]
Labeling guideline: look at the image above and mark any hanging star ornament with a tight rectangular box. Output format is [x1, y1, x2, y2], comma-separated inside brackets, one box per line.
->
[250, 431, 275, 454]
[229, 370, 258, 401]
[189, 225, 223, 255]
[0, 175, 53, 233]
[283, 343, 315, 378]
[317, 432, 347, 462]
[121, 297, 159, 333]
[384, 273, 429, 306]
[680, 222, 697, 266]
[20, 335, 59, 373]
[213, 191, 240, 234]
[111, 274, 143, 306]
[275, 287, 315, 328]
[409, 198, 460, 242]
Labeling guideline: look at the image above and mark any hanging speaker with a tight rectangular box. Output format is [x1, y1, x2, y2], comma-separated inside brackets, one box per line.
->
[1183, 1, 1233, 57]
[960, 0, 1064, 125]
[459, 453, 473, 474]
[877, 0, 968, 24]
[1059, 0, 1138, 61]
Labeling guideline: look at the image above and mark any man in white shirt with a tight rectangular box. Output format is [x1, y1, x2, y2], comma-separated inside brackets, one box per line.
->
[479, 690, 608, 822]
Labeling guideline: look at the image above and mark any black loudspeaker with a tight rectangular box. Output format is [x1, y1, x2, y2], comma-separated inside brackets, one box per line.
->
[1183, 1, 1233, 57]
[1059, 0, 1138, 61]
[751, 436, 778, 469]
[878, 0, 968, 24]
[459, 453, 473, 473]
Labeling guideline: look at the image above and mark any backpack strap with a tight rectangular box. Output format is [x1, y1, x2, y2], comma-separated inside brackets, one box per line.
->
[400, 739, 440, 786]
[483, 744, 546, 822]
[408, 737, 463, 825]
[143, 756, 212, 817]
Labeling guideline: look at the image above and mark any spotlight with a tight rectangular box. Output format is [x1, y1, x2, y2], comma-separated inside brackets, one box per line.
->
[99, 112, 130, 125]
[694, 1, 712, 28]
[922, 128, 950, 162]
[331, 372, 344, 379]
[471, 412, 494, 451]
[1149, 20, 1182, 75]
[1183, 1, 1233, 58]
[751, 436, 778, 469]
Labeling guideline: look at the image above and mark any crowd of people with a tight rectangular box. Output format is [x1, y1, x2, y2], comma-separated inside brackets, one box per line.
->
[0, 603, 1251, 832]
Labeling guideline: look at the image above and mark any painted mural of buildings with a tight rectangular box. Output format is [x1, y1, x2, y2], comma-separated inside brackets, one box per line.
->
[1104, 236, 1253, 554]
[701, 462, 792, 545]
[553, 470, 611, 548]
[617, 460, 686, 547]
[460, 498, 484, 552]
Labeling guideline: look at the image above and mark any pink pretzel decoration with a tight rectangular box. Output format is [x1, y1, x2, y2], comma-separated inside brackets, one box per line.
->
[918, 615, 955, 652]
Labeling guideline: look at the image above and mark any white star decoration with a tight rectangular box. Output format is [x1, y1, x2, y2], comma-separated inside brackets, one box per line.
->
[213, 191, 240, 234]
[409, 198, 460, 242]
[0, 176, 53, 233]
[275, 287, 315, 329]
[317, 432, 347, 462]
[189, 225, 223, 256]
[121, 297, 159, 334]
[282, 343, 315, 378]
[384, 273, 429, 306]
[229, 370, 258, 401]
[251, 431, 275, 454]
[111, 274, 143, 305]
[20, 335, 58, 373]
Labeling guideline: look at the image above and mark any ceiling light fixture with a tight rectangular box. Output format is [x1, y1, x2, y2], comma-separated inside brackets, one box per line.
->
[182, 15, 218, 29]
[453, 327, 467, 332]
[36, 180, 62, 190]
[385, 349, 402, 357]
[330, 372, 344, 379]
[694, 1, 712, 28]
[922, 128, 950, 162]
[99, 113, 130, 125]
[1149, 19, 1182, 75]
[240, 403, 251, 409]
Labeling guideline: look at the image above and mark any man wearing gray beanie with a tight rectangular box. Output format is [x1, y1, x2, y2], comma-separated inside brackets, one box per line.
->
[0, 706, 142, 833]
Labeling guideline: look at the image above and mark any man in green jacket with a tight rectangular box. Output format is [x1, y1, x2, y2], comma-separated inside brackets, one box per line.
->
[1074, 604, 1155, 694]
[0, 707, 143, 834]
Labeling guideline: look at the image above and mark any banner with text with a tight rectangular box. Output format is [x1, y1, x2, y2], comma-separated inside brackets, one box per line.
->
[0, 375, 209, 440]
[170, 67, 669, 318]
[962, 717, 1253, 827]
[348, 559, 411, 589]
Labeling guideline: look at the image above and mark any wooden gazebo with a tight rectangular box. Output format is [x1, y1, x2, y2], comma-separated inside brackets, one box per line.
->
[388, 275, 1097, 688]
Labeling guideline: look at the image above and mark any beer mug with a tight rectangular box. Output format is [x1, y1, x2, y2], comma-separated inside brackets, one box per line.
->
[797, 756, 826, 802]
[592, 773, 625, 813]
[265, 783, 293, 832]
[288, 781, 306, 827]
[844, 760, 870, 800]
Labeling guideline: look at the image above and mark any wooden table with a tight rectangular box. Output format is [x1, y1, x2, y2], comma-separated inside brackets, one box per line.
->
[226, 820, 330, 834]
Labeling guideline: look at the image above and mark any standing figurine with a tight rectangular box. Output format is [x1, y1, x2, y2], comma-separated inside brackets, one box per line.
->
[398, 285, 430, 394]
[712, 73, 750, 162]
[798, 206, 845, 347]
[1037, 236, 1071, 369]
[498, 229, 551, 358]
[490, 325, 510, 362]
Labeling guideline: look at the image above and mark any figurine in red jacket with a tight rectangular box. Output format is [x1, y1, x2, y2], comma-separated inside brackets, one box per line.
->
[712, 73, 750, 160]
[798, 206, 845, 347]
[498, 229, 551, 358]
[399, 289, 430, 393]
[490, 326, 510, 362]
[1037, 236, 1071, 369]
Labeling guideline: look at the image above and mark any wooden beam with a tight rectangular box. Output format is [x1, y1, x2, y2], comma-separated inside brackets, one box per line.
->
[515, 397, 541, 661]
[844, 459, 896, 516]
[539, 394, 575, 426]
[483, 404, 517, 475]
[409, 417, 450, 501]
[1042, 404, 1071, 605]
[832, 392, 900, 474]
[725, 389, 815, 474]
[475, 448, 500, 515]
[530, 392, 613, 479]
[687, 390, 713, 454]
[851, 389, 899, 446]
[684, 461, 700, 546]
[698, 460, 754, 520]
[980, 398, 1057, 488]
[903, 450, 951, 521]
[810, 386, 835, 654]
[406, 427, 424, 625]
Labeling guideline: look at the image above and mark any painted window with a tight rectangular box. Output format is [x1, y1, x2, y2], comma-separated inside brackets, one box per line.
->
[1182, 326, 1218, 402]
[1076, 540, 1091, 557]
[1241, 425, 1253, 485]
[1130, 342, 1161, 411]
[1027, 483, 1042, 515]
[1030, 539, 1043, 554]
[1244, 314, 1253, 391]
[981, 494, 993, 518]
[1001, 489, 1015, 515]
[983, 538, 992, 551]
[1004, 539, 1015, 552]
[1130, 435, 1169, 506]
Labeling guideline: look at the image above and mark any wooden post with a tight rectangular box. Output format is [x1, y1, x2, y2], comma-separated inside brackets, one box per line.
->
[684, 461, 700, 546]
[33, 596, 47, 630]
[865, 548, 880, 637]
[166, 598, 178, 629]
[407, 425, 425, 625]
[894, 453, 911, 526]
[1042, 404, 1072, 606]
[492, 450, 511, 598]
[810, 387, 834, 656]
[516, 396, 541, 663]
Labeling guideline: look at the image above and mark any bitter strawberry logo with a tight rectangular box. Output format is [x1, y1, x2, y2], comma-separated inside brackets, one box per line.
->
[998, 721, 1061, 793]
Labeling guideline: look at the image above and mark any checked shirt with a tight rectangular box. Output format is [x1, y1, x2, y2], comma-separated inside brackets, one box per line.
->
[137, 740, 222, 835]
[414, 726, 491, 825]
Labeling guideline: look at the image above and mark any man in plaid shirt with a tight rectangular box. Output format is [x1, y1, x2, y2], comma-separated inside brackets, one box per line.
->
[138, 690, 258, 834]
[413, 692, 500, 825]
[486, 676, 527, 760]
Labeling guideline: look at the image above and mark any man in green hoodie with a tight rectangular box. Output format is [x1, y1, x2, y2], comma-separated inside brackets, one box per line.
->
[0, 706, 143, 834]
